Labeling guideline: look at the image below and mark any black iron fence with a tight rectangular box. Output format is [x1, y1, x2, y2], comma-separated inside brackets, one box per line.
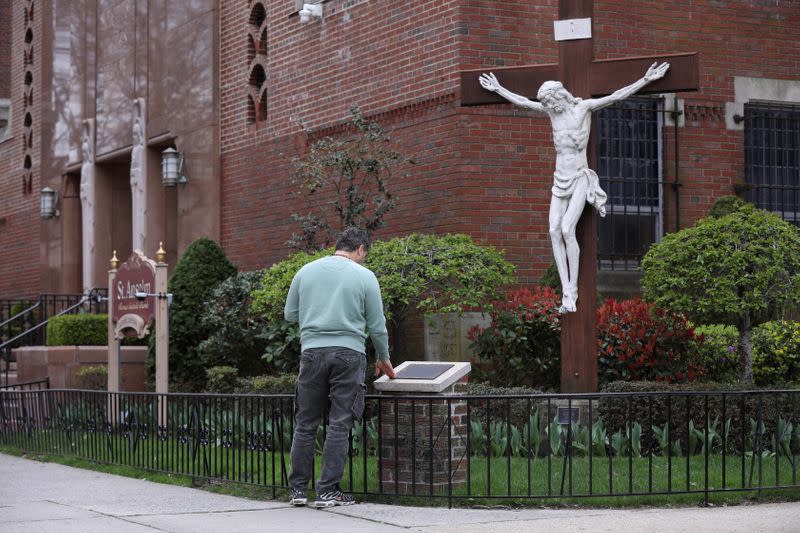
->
[1, 388, 798, 506]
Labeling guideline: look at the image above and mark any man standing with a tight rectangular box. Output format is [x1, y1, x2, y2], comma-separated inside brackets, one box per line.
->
[285, 227, 396, 508]
[478, 62, 669, 313]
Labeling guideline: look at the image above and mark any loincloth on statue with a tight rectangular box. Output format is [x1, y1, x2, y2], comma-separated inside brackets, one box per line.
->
[552, 168, 607, 217]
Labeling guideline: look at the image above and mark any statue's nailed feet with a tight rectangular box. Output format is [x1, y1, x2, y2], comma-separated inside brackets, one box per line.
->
[558, 290, 577, 314]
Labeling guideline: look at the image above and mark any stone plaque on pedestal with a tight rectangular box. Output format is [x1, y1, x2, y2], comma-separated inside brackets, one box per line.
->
[374, 361, 470, 495]
[374, 361, 470, 393]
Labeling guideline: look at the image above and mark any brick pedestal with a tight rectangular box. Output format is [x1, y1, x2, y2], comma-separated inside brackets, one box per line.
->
[378, 390, 467, 495]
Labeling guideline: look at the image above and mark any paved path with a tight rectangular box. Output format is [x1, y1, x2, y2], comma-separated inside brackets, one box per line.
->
[1, 453, 798, 532]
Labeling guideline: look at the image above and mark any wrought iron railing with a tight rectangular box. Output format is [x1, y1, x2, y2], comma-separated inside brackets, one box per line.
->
[0, 377, 50, 391]
[1, 388, 798, 506]
[0, 290, 109, 387]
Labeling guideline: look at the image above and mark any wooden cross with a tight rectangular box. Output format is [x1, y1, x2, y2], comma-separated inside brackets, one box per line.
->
[460, 0, 699, 392]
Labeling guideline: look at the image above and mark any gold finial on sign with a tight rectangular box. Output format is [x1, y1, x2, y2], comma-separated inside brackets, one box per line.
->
[110, 250, 119, 270]
[156, 242, 166, 263]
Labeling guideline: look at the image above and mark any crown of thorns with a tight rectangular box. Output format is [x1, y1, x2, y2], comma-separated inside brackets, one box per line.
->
[537, 81, 564, 101]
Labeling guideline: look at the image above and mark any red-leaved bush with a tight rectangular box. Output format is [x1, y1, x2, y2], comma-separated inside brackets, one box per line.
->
[597, 298, 702, 384]
[467, 286, 561, 388]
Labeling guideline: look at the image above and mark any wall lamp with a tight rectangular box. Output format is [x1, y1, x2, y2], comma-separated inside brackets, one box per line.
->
[161, 147, 187, 187]
[40, 187, 60, 218]
[299, 3, 324, 23]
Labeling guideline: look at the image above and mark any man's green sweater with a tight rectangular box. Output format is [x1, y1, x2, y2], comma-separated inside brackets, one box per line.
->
[284, 256, 390, 361]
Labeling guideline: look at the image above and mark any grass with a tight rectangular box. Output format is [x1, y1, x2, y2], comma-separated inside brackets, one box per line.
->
[3, 435, 800, 509]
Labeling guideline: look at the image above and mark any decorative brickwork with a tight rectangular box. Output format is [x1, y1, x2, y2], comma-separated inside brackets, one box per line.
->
[379, 395, 467, 495]
[20, 0, 34, 194]
[685, 102, 725, 123]
[247, 1, 268, 126]
[0, 0, 40, 298]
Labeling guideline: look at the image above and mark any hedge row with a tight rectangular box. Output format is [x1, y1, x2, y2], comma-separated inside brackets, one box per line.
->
[46, 314, 147, 346]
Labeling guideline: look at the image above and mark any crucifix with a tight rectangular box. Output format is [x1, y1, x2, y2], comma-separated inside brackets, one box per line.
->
[460, 1, 699, 392]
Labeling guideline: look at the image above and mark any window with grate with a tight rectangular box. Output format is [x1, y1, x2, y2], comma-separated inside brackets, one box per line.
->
[595, 97, 664, 271]
[743, 102, 800, 225]
[0, 99, 9, 141]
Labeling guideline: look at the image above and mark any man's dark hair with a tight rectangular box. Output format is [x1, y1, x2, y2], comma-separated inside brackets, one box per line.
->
[335, 227, 371, 252]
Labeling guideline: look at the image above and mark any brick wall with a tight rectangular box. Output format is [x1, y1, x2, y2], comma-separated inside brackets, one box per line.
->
[0, 0, 40, 298]
[219, 1, 557, 282]
[218, 0, 800, 288]
[593, 0, 800, 229]
[0, 0, 794, 303]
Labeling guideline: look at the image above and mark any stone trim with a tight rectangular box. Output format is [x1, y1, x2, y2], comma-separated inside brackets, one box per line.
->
[726, 76, 800, 130]
[307, 92, 457, 142]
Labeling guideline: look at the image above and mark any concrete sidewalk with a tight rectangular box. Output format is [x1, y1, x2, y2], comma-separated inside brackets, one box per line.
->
[1, 453, 797, 532]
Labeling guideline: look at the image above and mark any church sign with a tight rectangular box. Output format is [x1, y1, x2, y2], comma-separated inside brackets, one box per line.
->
[112, 250, 156, 338]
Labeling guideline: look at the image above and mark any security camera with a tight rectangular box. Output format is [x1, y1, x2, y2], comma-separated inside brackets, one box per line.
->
[299, 3, 323, 24]
[135, 291, 148, 301]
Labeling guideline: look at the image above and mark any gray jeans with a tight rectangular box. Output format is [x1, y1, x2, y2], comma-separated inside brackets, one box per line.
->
[290, 347, 366, 494]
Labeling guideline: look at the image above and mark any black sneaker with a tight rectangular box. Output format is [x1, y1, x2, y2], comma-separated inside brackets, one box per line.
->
[289, 488, 308, 507]
[313, 487, 355, 508]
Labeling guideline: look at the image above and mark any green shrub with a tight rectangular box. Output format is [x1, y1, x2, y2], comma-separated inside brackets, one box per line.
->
[707, 195, 750, 218]
[5, 302, 28, 347]
[752, 320, 800, 386]
[46, 314, 147, 346]
[642, 206, 800, 384]
[598, 380, 799, 453]
[250, 249, 331, 372]
[366, 233, 515, 360]
[251, 249, 331, 323]
[596, 298, 701, 385]
[538, 263, 561, 293]
[146, 238, 237, 391]
[205, 366, 239, 394]
[47, 314, 108, 345]
[464, 382, 544, 430]
[236, 373, 297, 394]
[199, 270, 268, 376]
[468, 287, 561, 389]
[251, 234, 516, 364]
[693, 324, 740, 383]
[75, 365, 107, 390]
[259, 320, 302, 374]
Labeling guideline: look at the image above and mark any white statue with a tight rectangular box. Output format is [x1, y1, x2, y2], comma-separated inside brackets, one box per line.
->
[130, 98, 147, 252]
[479, 62, 670, 313]
[79, 119, 96, 295]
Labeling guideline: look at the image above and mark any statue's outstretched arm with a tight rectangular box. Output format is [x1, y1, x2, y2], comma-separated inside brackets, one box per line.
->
[479, 73, 546, 114]
[586, 62, 670, 111]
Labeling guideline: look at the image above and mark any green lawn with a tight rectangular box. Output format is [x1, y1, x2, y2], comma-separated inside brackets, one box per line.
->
[3, 431, 800, 508]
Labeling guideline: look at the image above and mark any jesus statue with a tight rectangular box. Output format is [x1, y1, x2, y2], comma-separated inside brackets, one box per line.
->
[479, 62, 670, 313]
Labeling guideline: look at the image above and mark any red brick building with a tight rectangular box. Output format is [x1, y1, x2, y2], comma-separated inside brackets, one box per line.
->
[1, 0, 799, 302]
